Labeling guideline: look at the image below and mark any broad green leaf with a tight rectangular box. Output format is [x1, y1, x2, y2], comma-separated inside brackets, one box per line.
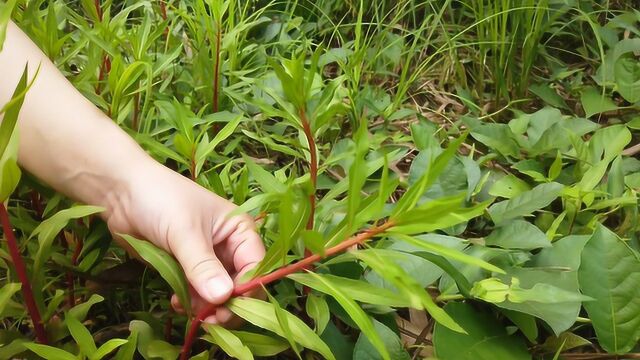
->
[485, 220, 551, 250]
[540, 332, 591, 353]
[120, 234, 191, 316]
[298, 272, 390, 360]
[204, 324, 253, 360]
[0, 283, 20, 316]
[352, 250, 465, 334]
[501, 309, 538, 343]
[66, 313, 97, 356]
[495, 235, 590, 334]
[391, 233, 504, 273]
[231, 331, 289, 357]
[243, 155, 286, 193]
[91, 339, 128, 360]
[578, 225, 640, 354]
[288, 273, 411, 308]
[353, 319, 410, 360]
[228, 297, 335, 360]
[433, 302, 530, 360]
[614, 55, 640, 103]
[488, 174, 531, 199]
[488, 182, 563, 225]
[306, 294, 330, 334]
[463, 117, 520, 158]
[471, 277, 591, 304]
[580, 87, 618, 118]
[24, 343, 77, 360]
[146, 340, 180, 360]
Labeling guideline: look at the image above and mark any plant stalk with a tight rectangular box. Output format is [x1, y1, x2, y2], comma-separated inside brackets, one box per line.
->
[0, 203, 48, 344]
[212, 21, 222, 114]
[179, 220, 395, 360]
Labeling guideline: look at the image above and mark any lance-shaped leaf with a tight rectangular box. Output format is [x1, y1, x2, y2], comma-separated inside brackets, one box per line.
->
[24, 343, 76, 360]
[66, 313, 97, 356]
[0, 283, 20, 316]
[231, 331, 289, 357]
[488, 182, 563, 225]
[266, 290, 301, 358]
[391, 233, 504, 274]
[204, 324, 253, 360]
[227, 297, 335, 360]
[120, 234, 191, 316]
[352, 249, 465, 334]
[296, 271, 390, 360]
[289, 273, 411, 308]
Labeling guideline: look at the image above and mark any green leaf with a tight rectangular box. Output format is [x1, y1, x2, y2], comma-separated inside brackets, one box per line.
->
[352, 250, 465, 334]
[488, 182, 563, 225]
[353, 319, 410, 360]
[578, 225, 640, 354]
[488, 174, 531, 199]
[243, 155, 286, 193]
[0, 65, 28, 156]
[31, 205, 104, 307]
[24, 343, 77, 360]
[66, 313, 97, 356]
[581, 87, 618, 118]
[391, 233, 504, 273]
[0, 283, 20, 316]
[306, 294, 330, 334]
[0, 0, 17, 51]
[433, 302, 530, 360]
[297, 271, 390, 360]
[391, 133, 468, 217]
[288, 273, 411, 308]
[529, 83, 569, 109]
[91, 339, 128, 360]
[495, 235, 590, 334]
[614, 54, 640, 103]
[227, 297, 335, 360]
[231, 331, 289, 357]
[69, 294, 104, 321]
[485, 220, 551, 250]
[204, 324, 253, 360]
[347, 119, 369, 229]
[195, 114, 244, 176]
[391, 196, 490, 235]
[265, 290, 301, 358]
[120, 234, 191, 316]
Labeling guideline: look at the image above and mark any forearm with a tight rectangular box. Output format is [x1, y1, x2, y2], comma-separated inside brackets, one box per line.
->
[0, 21, 156, 212]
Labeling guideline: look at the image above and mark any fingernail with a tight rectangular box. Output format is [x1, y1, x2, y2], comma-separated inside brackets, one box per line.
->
[204, 276, 233, 303]
[204, 315, 218, 325]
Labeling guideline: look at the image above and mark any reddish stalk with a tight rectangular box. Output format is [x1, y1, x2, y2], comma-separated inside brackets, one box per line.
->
[0, 203, 48, 344]
[212, 22, 222, 114]
[159, 1, 169, 40]
[179, 220, 395, 360]
[66, 234, 83, 307]
[299, 110, 317, 233]
[132, 92, 140, 132]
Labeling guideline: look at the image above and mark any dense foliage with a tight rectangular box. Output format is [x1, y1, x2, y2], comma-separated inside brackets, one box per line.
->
[1, 0, 640, 359]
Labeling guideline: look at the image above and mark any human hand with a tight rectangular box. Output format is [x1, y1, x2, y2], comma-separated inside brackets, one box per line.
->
[104, 160, 265, 325]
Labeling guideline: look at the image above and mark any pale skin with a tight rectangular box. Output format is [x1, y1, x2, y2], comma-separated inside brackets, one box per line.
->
[0, 21, 265, 325]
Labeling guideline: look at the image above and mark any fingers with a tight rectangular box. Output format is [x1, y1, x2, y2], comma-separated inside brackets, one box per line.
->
[215, 214, 265, 276]
[170, 229, 234, 305]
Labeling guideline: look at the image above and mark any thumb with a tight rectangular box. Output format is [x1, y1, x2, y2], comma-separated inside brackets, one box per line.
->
[170, 230, 234, 305]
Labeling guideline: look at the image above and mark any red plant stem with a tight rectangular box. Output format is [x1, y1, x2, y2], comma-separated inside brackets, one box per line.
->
[0, 203, 48, 344]
[67, 238, 83, 307]
[179, 220, 395, 360]
[29, 191, 42, 220]
[132, 92, 140, 132]
[94, 0, 102, 20]
[299, 110, 317, 233]
[212, 21, 221, 114]
[159, 0, 169, 40]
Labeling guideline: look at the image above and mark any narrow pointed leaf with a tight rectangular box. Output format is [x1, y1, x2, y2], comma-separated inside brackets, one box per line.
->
[204, 324, 254, 360]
